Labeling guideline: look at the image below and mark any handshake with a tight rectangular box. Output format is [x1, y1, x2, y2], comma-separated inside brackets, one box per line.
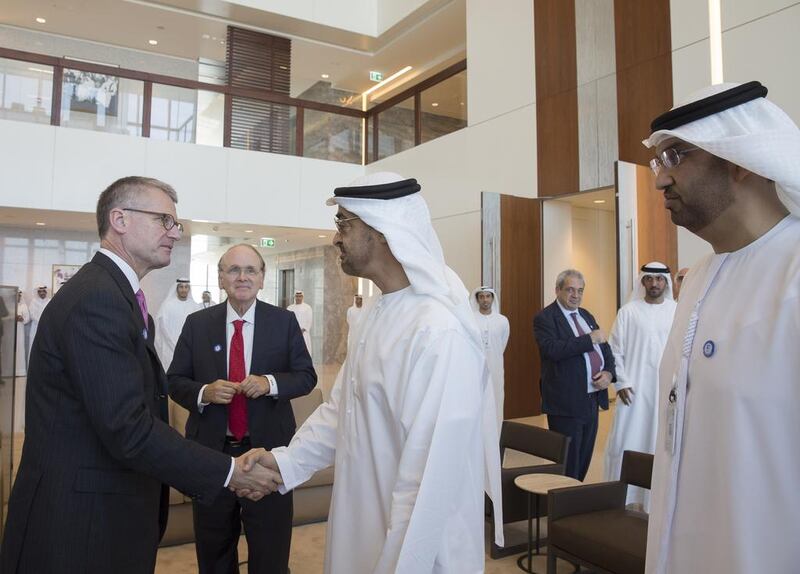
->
[229, 448, 283, 501]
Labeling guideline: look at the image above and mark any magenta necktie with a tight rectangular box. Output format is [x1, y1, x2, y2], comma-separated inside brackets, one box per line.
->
[570, 312, 603, 376]
[135, 289, 148, 326]
[228, 319, 248, 440]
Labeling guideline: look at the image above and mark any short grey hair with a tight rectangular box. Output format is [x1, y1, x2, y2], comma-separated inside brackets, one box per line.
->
[96, 176, 178, 238]
[556, 269, 585, 290]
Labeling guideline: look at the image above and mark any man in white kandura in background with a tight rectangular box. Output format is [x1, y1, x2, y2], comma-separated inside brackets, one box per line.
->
[28, 285, 49, 356]
[345, 294, 363, 328]
[201, 290, 216, 309]
[236, 173, 503, 573]
[15, 290, 30, 375]
[603, 262, 676, 510]
[643, 81, 800, 574]
[470, 286, 510, 434]
[287, 291, 312, 355]
[155, 278, 201, 371]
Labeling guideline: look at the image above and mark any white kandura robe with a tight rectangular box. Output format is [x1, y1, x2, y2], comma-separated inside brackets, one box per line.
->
[473, 311, 509, 434]
[27, 296, 49, 357]
[287, 302, 313, 354]
[15, 301, 30, 376]
[603, 297, 676, 509]
[346, 304, 362, 328]
[646, 215, 800, 574]
[273, 287, 492, 573]
[155, 298, 201, 371]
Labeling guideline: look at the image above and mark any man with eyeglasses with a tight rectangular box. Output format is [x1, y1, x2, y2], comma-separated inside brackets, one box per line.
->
[533, 269, 616, 480]
[232, 172, 504, 573]
[168, 243, 316, 574]
[1, 177, 283, 574]
[642, 82, 800, 574]
[155, 277, 201, 371]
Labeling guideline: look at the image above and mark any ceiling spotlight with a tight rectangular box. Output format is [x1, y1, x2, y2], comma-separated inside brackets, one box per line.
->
[317, 234, 327, 238]
[431, 102, 439, 107]
[593, 199, 606, 204]
[148, 40, 158, 45]
[321, 73, 330, 79]
[279, 65, 288, 70]
[35, 17, 46, 24]
[219, 41, 224, 45]
[202, 34, 210, 39]
[35, 222, 46, 226]
[244, 229, 253, 233]
[460, 102, 465, 106]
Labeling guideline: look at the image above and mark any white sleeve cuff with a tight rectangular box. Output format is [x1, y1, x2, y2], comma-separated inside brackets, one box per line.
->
[265, 374, 278, 397]
[197, 384, 210, 413]
[271, 446, 296, 494]
[223, 457, 235, 488]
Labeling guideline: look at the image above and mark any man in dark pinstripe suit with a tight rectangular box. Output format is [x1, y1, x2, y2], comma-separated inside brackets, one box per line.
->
[0, 177, 281, 574]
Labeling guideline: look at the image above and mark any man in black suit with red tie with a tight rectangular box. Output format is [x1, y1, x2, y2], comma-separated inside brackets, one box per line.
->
[168, 243, 316, 574]
[0, 177, 281, 574]
[533, 269, 616, 480]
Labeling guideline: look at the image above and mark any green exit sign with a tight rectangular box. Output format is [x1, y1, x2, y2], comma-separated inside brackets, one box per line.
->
[260, 238, 276, 248]
[369, 71, 383, 82]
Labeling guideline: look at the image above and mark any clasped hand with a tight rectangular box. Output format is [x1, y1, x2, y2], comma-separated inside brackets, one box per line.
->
[229, 448, 283, 501]
[203, 375, 270, 404]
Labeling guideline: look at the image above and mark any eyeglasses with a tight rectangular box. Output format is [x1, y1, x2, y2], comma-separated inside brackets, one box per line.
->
[222, 266, 262, 278]
[333, 214, 360, 232]
[123, 207, 184, 233]
[649, 146, 699, 176]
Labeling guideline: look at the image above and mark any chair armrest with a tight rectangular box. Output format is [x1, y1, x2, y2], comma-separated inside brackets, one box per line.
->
[547, 481, 627, 522]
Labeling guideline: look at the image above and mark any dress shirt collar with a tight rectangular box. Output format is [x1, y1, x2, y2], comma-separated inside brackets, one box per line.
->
[556, 299, 581, 319]
[226, 299, 257, 324]
[98, 248, 140, 293]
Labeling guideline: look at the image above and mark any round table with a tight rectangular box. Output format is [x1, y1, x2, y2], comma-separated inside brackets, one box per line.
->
[513, 473, 582, 573]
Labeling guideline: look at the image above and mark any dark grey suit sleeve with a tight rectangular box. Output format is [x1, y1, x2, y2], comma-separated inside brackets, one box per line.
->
[271, 312, 317, 400]
[62, 290, 230, 503]
[168, 315, 205, 412]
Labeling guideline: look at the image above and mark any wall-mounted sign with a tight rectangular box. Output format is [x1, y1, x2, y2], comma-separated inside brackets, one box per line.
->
[260, 237, 276, 248]
[369, 71, 383, 82]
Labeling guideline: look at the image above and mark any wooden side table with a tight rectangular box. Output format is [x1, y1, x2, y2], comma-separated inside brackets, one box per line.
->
[513, 473, 582, 573]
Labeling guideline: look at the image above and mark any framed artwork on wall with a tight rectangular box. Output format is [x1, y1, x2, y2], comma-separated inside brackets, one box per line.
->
[52, 264, 83, 295]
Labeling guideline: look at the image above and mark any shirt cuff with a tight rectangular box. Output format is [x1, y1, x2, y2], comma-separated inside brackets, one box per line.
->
[197, 385, 210, 413]
[271, 447, 295, 494]
[262, 374, 278, 397]
[223, 457, 235, 488]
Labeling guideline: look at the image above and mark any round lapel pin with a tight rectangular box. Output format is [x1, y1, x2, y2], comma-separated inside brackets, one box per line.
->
[213, 344, 222, 352]
[703, 340, 715, 357]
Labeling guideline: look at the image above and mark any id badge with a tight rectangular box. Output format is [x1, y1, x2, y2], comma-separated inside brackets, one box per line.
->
[665, 386, 678, 454]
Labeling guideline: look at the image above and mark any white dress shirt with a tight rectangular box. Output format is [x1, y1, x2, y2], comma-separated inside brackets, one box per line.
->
[97, 248, 235, 486]
[557, 301, 605, 393]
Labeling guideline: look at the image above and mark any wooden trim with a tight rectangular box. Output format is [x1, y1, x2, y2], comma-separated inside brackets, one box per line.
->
[414, 92, 422, 146]
[295, 106, 304, 157]
[223, 93, 232, 148]
[50, 65, 63, 126]
[142, 81, 152, 138]
[372, 113, 379, 163]
[368, 59, 466, 117]
[0, 46, 365, 119]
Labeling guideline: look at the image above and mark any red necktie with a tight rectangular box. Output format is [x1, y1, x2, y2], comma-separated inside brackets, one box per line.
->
[228, 319, 248, 440]
[570, 312, 603, 376]
[135, 289, 148, 325]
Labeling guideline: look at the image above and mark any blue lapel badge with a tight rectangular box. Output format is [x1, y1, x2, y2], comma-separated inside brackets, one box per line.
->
[213, 344, 222, 352]
[142, 328, 148, 340]
[703, 340, 715, 358]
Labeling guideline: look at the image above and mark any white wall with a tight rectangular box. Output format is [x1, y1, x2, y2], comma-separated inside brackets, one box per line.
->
[0, 120, 362, 231]
[225, 0, 377, 35]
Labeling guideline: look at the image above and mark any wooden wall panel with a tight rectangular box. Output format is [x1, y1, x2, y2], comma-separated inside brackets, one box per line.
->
[614, 0, 673, 167]
[534, 0, 579, 198]
[635, 164, 678, 271]
[500, 195, 543, 418]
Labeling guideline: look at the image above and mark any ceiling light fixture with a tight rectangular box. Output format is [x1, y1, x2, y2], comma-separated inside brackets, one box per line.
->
[148, 40, 158, 45]
[317, 234, 327, 238]
[431, 102, 439, 107]
[202, 34, 210, 39]
[321, 73, 330, 79]
[244, 229, 253, 233]
[35, 222, 46, 226]
[593, 199, 606, 204]
[35, 17, 46, 24]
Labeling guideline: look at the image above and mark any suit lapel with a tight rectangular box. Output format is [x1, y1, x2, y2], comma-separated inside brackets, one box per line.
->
[552, 302, 574, 337]
[209, 303, 228, 380]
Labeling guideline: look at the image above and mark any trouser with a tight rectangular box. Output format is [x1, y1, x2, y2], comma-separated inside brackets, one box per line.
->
[193, 437, 293, 574]
[547, 397, 599, 481]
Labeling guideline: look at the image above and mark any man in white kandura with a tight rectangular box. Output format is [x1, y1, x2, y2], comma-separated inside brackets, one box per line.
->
[201, 290, 216, 309]
[237, 172, 504, 573]
[643, 81, 800, 574]
[287, 291, 312, 355]
[345, 294, 363, 328]
[470, 286, 510, 434]
[15, 290, 30, 375]
[603, 262, 676, 510]
[27, 285, 49, 356]
[155, 278, 201, 370]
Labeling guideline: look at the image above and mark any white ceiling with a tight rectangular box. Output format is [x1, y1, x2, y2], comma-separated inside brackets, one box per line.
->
[0, 207, 334, 254]
[553, 187, 616, 212]
[1, 0, 466, 101]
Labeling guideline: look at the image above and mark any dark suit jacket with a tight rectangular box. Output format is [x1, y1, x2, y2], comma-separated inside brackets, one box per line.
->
[533, 300, 616, 418]
[167, 300, 316, 452]
[0, 252, 231, 574]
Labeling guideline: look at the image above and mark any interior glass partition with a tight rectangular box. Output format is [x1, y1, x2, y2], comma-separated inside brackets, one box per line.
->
[0, 285, 18, 540]
[60, 69, 144, 136]
[0, 57, 53, 124]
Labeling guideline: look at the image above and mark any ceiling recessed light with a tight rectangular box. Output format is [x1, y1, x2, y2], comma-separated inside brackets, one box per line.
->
[321, 73, 330, 79]
[35, 17, 46, 24]
[35, 222, 46, 226]
[220, 41, 225, 45]
[279, 65, 288, 70]
[211, 36, 217, 41]
[244, 229, 253, 233]
[593, 199, 606, 204]
[148, 40, 158, 45]
[202, 34, 210, 39]
[317, 234, 327, 238]
[460, 102, 465, 106]
[431, 102, 439, 107]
